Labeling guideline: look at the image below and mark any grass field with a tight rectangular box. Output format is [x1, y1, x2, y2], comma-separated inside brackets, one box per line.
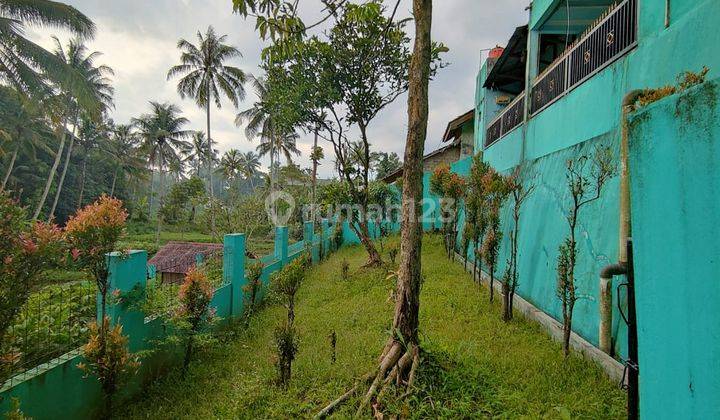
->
[114, 234, 626, 419]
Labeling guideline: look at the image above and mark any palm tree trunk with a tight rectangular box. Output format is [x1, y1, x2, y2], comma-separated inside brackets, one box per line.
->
[270, 143, 276, 194]
[156, 158, 165, 245]
[33, 118, 68, 220]
[48, 111, 79, 221]
[110, 168, 118, 197]
[77, 157, 88, 209]
[1, 144, 19, 191]
[206, 85, 214, 198]
[148, 170, 155, 212]
[48, 136, 74, 220]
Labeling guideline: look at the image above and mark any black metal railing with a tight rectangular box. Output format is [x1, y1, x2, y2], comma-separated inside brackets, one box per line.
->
[531, 58, 566, 115]
[531, 0, 637, 116]
[485, 92, 525, 147]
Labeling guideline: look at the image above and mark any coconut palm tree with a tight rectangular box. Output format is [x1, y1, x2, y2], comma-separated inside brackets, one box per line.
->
[105, 124, 145, 197]
[74, 116, 108, 209]
[0, 87, 53, 191]
[0, 0, 95, 95]
[167, 26, 247, 199]
[256, 129, 300, 165]
[239, 151, 260, 190]
[219, 149, 243, 181]
[46, 38, 114, 221]
[234, 75, 281, 191]
[183, 131, 217, 177]
[132, 102, 192, 243]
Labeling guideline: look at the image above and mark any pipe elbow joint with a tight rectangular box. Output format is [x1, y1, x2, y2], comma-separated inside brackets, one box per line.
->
[600, 262, 628, 279]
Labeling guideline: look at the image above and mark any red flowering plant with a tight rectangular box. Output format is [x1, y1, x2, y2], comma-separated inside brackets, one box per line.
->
[64, 195, 128, 327]
[0, 192, 63, 382]
[77, 318, 140, 413]
[173, 267, 216, 371]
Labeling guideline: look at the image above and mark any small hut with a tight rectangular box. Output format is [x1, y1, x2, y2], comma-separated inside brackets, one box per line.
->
[147, 241, 223, 284]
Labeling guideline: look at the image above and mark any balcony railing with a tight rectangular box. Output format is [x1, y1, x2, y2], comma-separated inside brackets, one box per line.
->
[531, 0, 638, 115]
[486, 0, 638, 147]
[485, 92, 525, 147]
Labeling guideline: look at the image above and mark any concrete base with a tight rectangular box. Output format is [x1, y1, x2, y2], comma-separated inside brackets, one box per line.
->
[453, 252, 625, 383]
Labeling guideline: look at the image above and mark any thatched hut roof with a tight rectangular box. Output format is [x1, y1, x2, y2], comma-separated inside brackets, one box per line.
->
[147, 241, 223, 274]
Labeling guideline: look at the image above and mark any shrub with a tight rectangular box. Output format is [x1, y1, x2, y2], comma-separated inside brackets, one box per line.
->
[243, 261, 264, 315]
[273, 324, 299, 387]
[0, 192, 63, 382]
[64, 195, 127, 324]
[78, 318, 139, 412]
[270, 256, 307, 386]
[175, 267, 216, 370]
[430, 165, 466, 257]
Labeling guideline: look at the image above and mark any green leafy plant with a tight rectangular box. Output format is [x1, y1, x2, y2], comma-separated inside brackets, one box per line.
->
[243, 261, 264, 317]
[270, 256, 307, 386]
[430, 165, 466, 258]
[0, 192, 64, 383]
[332, 221, 344, 252]
[501, 169, 534, 321]
[273, 324, 298, 388]
[482, 210, 502, 304]
[78, 318, 139, 413]
[557, 146, 616, 357]
[64, 195, 128, 334]
[3, 398, 29, 420]
[174, 267, 217, 370]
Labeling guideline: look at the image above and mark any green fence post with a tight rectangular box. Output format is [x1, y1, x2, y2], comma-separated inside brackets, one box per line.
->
[274, 226, 289, 266]
[102, 250, 148, 351]
[322, 218, 330, 258]
[303, 221, 316, 263]
[223, 234, 246, 318]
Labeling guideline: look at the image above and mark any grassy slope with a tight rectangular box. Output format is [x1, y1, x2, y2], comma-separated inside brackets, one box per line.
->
[115, 235, 625, 419]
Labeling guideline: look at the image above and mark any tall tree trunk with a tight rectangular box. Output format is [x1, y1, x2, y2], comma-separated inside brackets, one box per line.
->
[48, 111, 79, 221]
[502, 282, 511, 321]
[206, 86, 214, 199]
[1, 144, 19, 191]
[48, 136, 75, 220]
[148, 170, 155, 213]
[393, 0, 432, 347]
[311, 128, 319, 223]
[156, 158, 165, 245]
[33, 118, 68, 220]
[353, 217, 383, 266]
[110, 168, 118, 197]
[77, 157, 88, 209]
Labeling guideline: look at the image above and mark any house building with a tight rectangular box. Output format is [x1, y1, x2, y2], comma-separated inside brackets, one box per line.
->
[147, 241, 223, 284]
[465, 0, 720, 417]
[382, 110, 475, 184]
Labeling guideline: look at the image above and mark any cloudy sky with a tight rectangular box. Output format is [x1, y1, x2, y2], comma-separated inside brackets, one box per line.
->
[30, 0, 528, 178]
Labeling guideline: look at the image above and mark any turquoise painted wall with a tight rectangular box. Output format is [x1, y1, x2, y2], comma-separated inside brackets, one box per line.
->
[628, 79, 720, 418]
[472, 0, 720, 361]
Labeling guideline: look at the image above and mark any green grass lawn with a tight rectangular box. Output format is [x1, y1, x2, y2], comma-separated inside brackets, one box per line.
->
[114, 235, 625, 419]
